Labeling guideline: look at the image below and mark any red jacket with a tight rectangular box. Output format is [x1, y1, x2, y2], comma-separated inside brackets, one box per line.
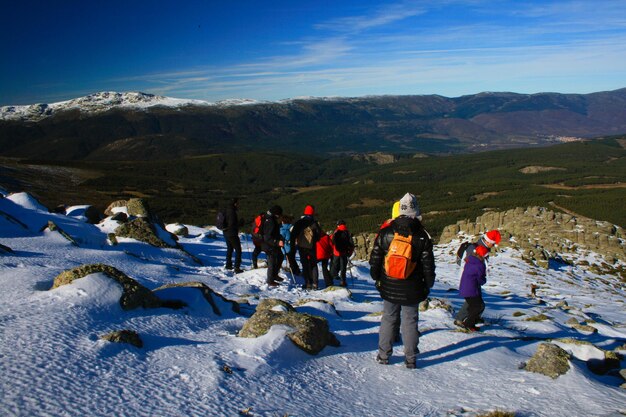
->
[316, 233, 333, 260]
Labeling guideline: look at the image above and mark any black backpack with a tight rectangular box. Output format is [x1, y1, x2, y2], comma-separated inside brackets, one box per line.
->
[216, 209, 227, 230]
[333, 230, 352, 254]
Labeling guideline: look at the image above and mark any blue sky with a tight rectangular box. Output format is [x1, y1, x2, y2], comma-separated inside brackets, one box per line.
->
[1, 0, 626, 105]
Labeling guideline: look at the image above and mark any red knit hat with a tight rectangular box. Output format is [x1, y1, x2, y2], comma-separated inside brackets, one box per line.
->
[475, 245, 489, 257]
[304, 205, 315, 216]
[483, 230, 501, 245]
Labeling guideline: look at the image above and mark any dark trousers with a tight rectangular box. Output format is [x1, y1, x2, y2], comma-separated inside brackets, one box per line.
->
[456, 295, 485, 328]
[330, 254, 348, 281]
[299, 248, 318, 288]
[286, 250, 301, 275]
[265, 249, 284, 283]
[225, 234, 242, 268]
[252, 243, 263, 268]
[319, 258, 332, 287]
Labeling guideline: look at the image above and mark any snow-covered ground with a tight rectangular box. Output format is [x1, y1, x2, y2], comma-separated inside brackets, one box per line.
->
[1, 192, 625, 417]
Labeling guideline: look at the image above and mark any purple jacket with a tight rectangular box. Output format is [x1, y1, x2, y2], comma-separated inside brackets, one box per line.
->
[459, 255, 486, 297]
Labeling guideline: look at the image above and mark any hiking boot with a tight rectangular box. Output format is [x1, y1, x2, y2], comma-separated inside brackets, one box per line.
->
[405, 361, 416, 369]
[311, 284, 318, 290]
[267, 281, 279, 287]
[376, 355, 389, 365]
[454, 320, 466, 328]
[225, 265, 234, 270]
[234, 268, 244, 274]
[273, 276, 284, 282]
[340, 280, 347, 287]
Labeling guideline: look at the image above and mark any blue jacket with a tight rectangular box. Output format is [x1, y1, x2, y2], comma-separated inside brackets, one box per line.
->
[459, 255, 486, 298]
[280, 224, 292, 253]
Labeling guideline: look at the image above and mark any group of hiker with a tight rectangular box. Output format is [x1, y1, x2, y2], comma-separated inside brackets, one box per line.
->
[219, 192, 501, 369]
[218, 199, 354, 289]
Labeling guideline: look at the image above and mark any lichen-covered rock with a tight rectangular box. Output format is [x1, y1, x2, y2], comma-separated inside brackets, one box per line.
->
[438, 206, 626, 266]
[153, 281, 240, 315]
[126, 198, 151, 218]
[114, 218, 171, 248]
[239, 298, 339, 354]
[524, 343, 571, 379]
[51, 264, 162, 310]
[571, 323, 598, 334]
[100, 330, 143, 348]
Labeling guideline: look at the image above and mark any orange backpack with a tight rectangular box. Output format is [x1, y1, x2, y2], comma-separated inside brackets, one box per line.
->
[384, 233, 417, 279]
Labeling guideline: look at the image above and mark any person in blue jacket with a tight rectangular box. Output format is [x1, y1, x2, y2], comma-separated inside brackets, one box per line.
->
[455, 245, 489, 331]
[280, 215, 301, 275]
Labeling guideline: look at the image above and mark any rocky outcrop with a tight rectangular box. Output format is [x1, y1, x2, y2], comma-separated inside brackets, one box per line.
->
[114, 218, 172, 248]
[524, 343, 571, 379]
[238, 298, 340, 355]
[104, 198, 152, 218]
[439, 206, 625, 272]
[353, 233, 377, 261]
[51, 264, 162, 310]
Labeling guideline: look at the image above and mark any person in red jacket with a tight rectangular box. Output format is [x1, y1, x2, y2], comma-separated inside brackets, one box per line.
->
[331, 220, 354, 287]
[316, 231, 334, 287]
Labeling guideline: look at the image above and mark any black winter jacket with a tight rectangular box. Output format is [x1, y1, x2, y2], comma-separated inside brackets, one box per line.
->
[369, 216, 436, 305]
[261, 212, 283, 253]
[223, 202, 239, 237]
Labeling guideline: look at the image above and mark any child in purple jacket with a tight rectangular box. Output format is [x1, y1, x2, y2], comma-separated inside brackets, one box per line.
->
[454, 245, 489, 331]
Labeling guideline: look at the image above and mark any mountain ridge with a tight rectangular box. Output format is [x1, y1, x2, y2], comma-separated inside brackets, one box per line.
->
[1, 88, 626, 160]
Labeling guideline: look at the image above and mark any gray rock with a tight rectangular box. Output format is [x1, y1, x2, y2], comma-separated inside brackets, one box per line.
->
[51, 263, 162, 310]
[524, 343, 571, 379]
[100, 330, 143, 348]
[238, 298, 340, 355]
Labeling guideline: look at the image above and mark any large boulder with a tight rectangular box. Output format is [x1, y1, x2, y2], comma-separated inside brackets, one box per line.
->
[238, 298, 340, 355]
[524, 343, 571, 379]
[51, 264, 162, 310]
[114, 218, 172, 247]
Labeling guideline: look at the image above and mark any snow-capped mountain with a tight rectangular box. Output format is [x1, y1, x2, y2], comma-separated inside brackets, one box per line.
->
[0, 91, 262, 122]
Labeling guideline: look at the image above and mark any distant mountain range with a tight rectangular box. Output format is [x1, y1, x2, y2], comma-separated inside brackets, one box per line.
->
[1, 88, 625, 161]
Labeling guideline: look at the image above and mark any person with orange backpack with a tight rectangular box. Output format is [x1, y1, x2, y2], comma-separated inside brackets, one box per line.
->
[316, 230, 334, 288]
[330, 220, 354, 287]
[369, 193, 436, 369]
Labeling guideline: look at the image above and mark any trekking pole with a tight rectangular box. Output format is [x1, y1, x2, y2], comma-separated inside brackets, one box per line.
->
[348, 258, 355, 286]
[282, 247, 296, 285]
[242, 233, 253, 265]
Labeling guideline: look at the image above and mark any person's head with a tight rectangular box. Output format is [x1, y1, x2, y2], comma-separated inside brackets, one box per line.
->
[281, 214, 293, 224]
[399, 192, 422, 220]
[482, 230, 501, 248]
[336, 219, 346, 226]
[270, 205, 283, 217]
[475, 245, 489, 259]
[304, 205, 315, 216]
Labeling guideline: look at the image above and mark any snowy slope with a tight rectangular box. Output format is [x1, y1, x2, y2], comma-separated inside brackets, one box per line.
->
[1, 193, 625, 417]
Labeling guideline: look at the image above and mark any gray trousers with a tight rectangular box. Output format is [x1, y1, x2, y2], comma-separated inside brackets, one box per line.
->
[378, 300, 420, 363]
